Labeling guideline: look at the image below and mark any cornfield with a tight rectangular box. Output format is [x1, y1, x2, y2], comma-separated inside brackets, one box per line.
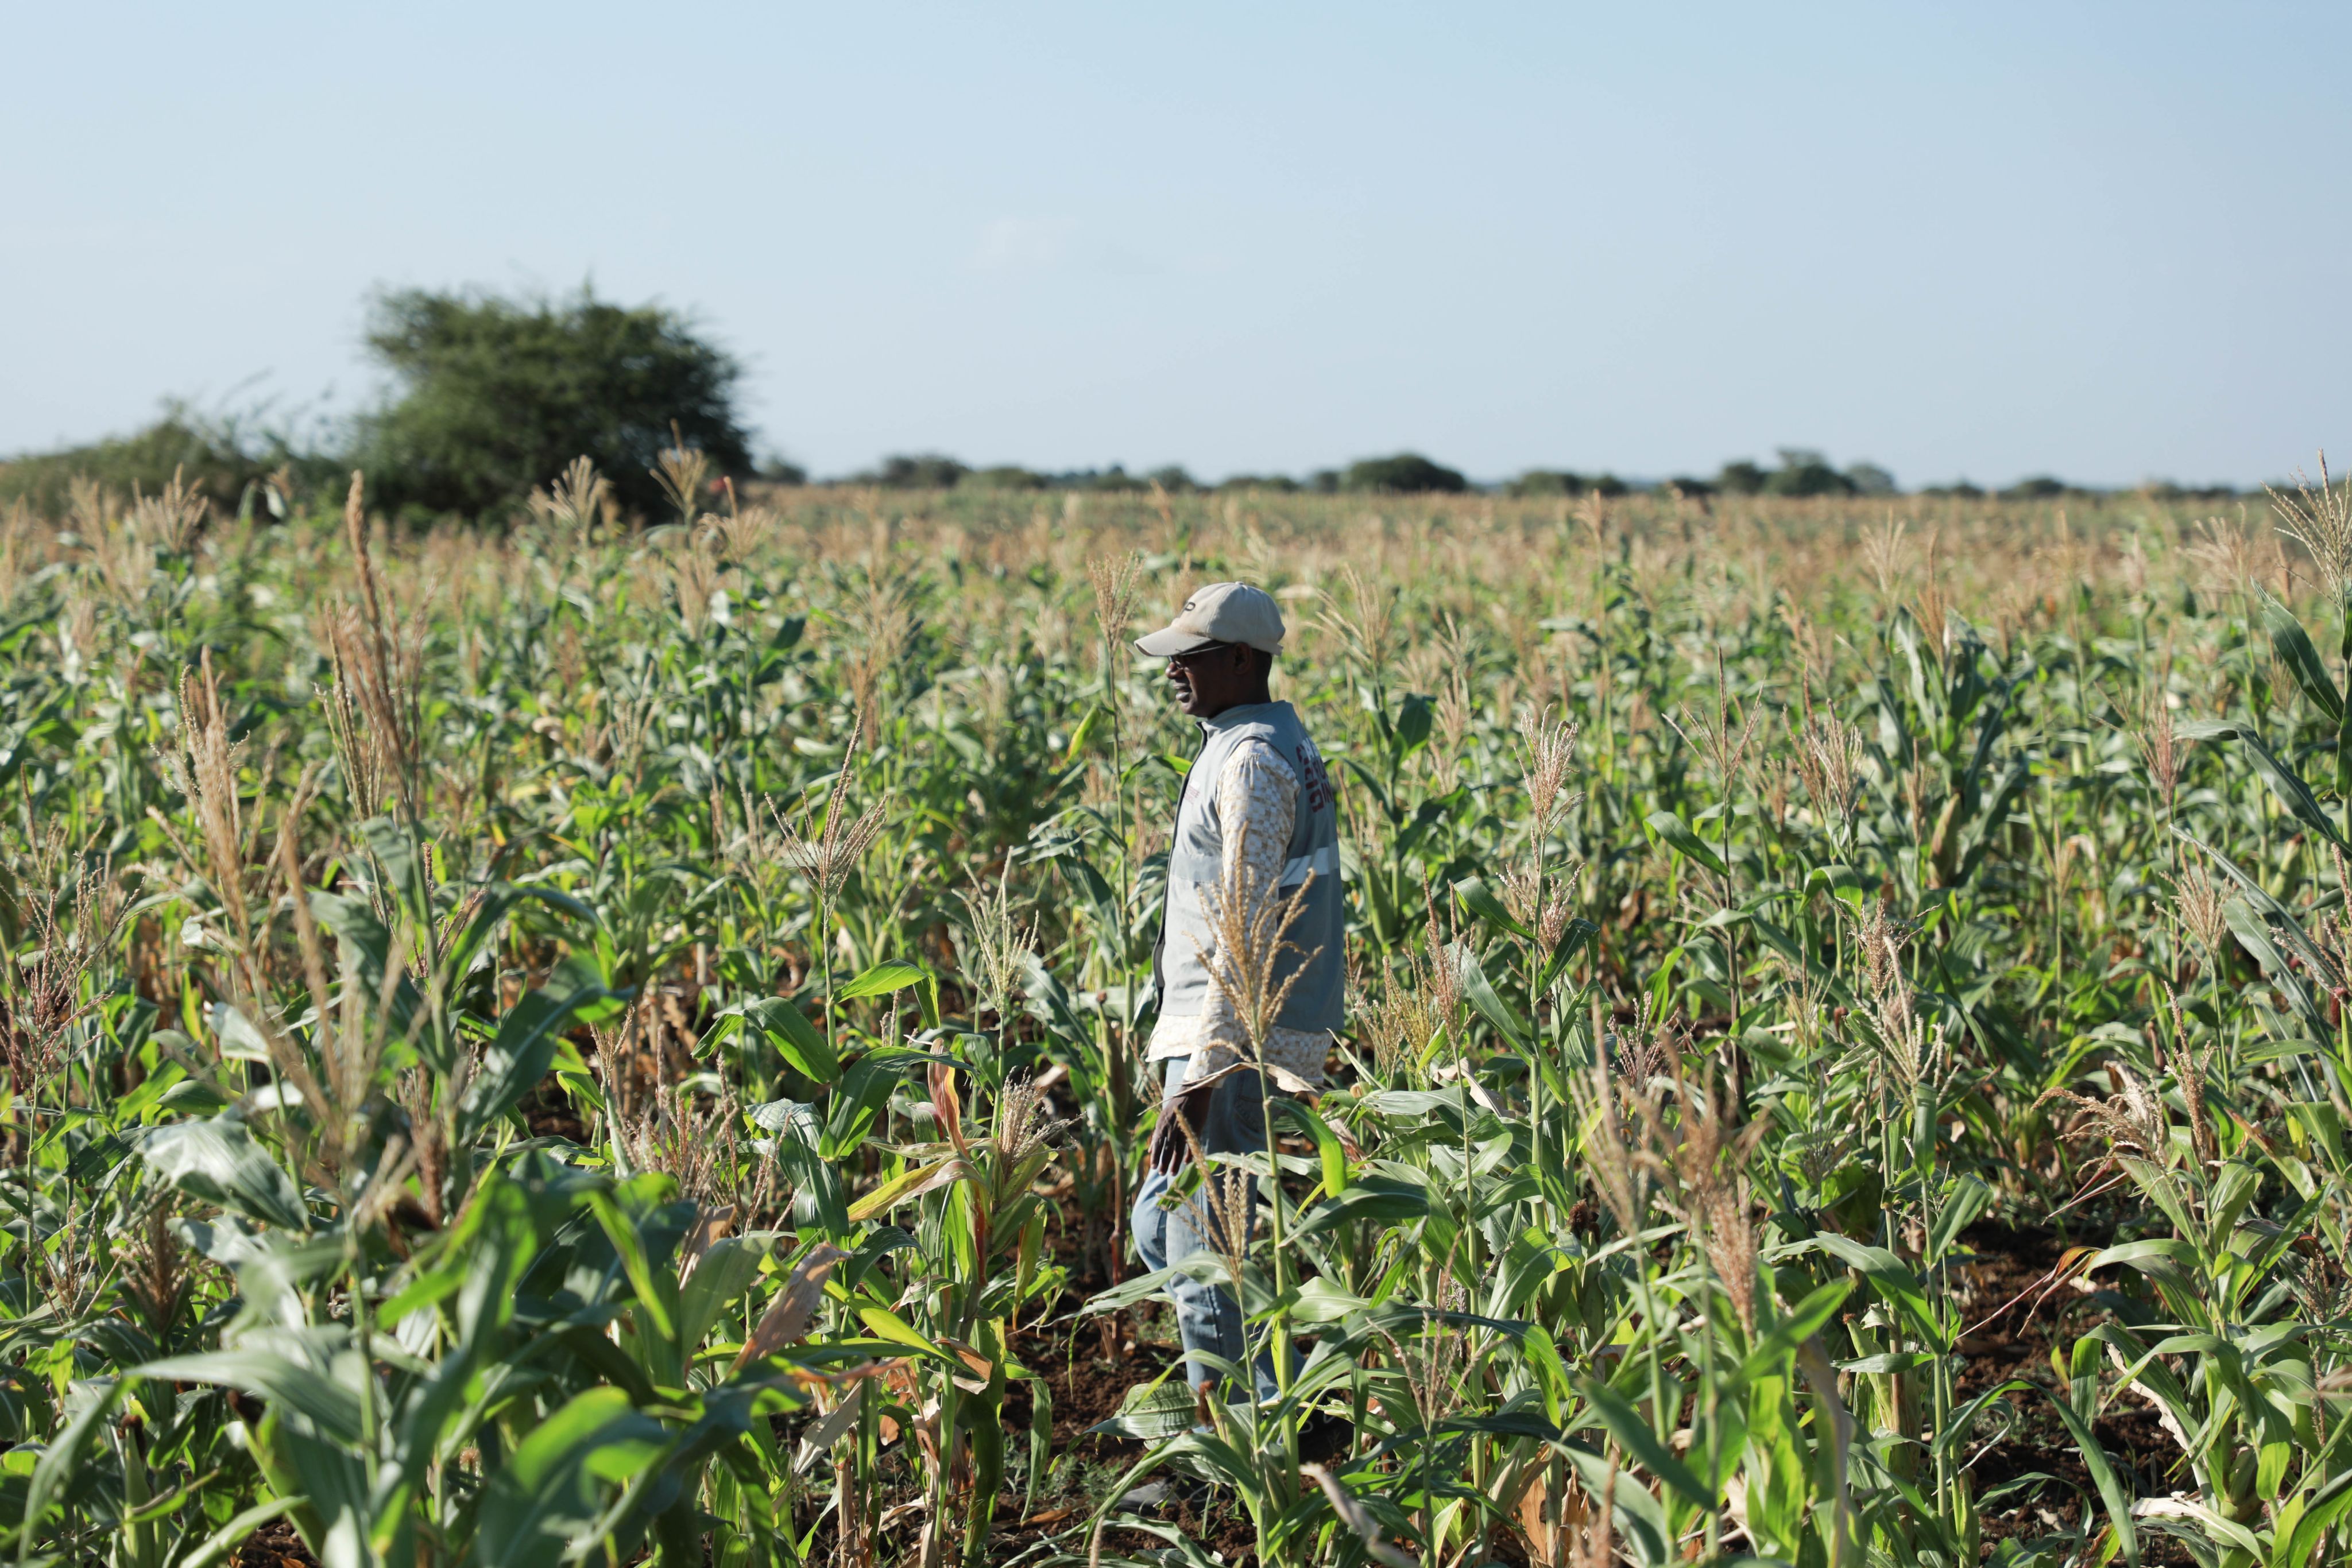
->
[6, 458, 2352, 1568]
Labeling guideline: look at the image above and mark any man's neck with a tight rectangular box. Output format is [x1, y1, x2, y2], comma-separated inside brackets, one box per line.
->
[1200, 689, 1274, 722]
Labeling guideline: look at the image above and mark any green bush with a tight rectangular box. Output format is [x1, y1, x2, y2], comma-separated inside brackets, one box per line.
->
[1504, 467, 1628, 497]
[1716, 459, 1768, 495]
[0, 406, 289, 517]
[2002, 475, 2067, 499]
[352, 286, 752, 520]
[1506, 469, 1585, 497]
[1762, 449, 1856, 498]
[1846, 462, 1898, 495]
[1341, 452, 1467, 494]
[860, 454, 970, 489]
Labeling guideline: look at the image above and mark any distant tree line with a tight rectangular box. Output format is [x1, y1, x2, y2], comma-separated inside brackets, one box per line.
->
[0, 284, 2258, 518]
[844, 446, 2239, 504]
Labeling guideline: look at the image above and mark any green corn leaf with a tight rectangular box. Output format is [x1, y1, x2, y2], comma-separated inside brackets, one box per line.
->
[1092, 1374, 1200, 1441]
[1050, 851, 1124, 956]
[2257, 1434, 2292, 1501]
[1277, 1098, 1349, 1200]
[2223, 898, 2333, 1042]
[1077, 1264, 1185, 1316]
[2285, 1465, 2352, 1566]
[586, 1191, 679, 1345]
[1394, 691, 1434, 753]
[678, 1236, 772, 1350]
[1928, 1174, 1994, 1262]
[1731, 1277, 1854, 1391]
[775, 1134, 851, 1239]
[838, 958, 927, 1001]
[2178, 719, 2346, 851]
[1288, 1276, 1374, 1325]
[1932, 1379, 2032, 1460]
[1557, 1442, 1672, 1565]
[17, 1378, 127, 1565]
[1452, 876, 1533, 940]
[1806, 864, 1869, 913]
[2176, 828, 2338, 982]
[274, 1424, 374, 1568]
[707, 996, 840, 1085]
[471, 1387, 670, 1568]
[844, 1156, 959, 1223]
[0, 691, 69, 794]
[306, 891, 430, 1062]
[1456, 943, 1529, 1050]
[2033, 1382, 2140, 1566]
[2260, 590, 2345, 725]
[2136, 1493, 2261, 1559]
[1022, 1372, 1054, 1516]
[458, 985, 604, 1145]
[856, 1306, 954, 1363]
[1519, 1323, 1572, 1426]
[837, 958, 941, 1029]
[1643, 809, 1728, 877]
[358, 815, 434, 929]
[1538, 915, 1601, 990]
[209, 1002, 275, 1063]
[1954, 756, 2033, 886]
[139, 1117, 310, 1233]
[439, 884, 595, 992]
[1771, 1233, 1943, 1347]
[138, 1349, 366, 1446]
[1295, 1175, 1429, 1236]
[1576, 1375, 1713, 1510]
[820, 1049, 912, 1157]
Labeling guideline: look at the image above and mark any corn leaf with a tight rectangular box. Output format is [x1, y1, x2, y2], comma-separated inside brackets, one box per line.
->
[139, 1117, 310, 1234]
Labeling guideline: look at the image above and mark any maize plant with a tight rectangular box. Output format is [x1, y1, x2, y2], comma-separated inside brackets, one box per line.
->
[8, 461, 2352, 1567]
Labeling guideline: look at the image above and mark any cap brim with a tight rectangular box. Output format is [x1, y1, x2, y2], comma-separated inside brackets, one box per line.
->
[1134, 628, 1218, 657]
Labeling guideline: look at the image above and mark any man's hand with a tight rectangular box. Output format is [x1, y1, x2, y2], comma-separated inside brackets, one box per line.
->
[1147, 1083, 1217, 1175]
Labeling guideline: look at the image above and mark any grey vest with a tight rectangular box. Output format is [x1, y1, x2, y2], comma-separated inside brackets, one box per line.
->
[1156, 701, 1345, 1032]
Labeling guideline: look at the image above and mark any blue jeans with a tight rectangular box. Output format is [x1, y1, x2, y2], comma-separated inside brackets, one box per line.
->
[1131, 1059, 1279, 1403]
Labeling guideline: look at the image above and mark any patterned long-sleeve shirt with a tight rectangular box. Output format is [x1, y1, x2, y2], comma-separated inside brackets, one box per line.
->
[1147, 738, 1333, 1093]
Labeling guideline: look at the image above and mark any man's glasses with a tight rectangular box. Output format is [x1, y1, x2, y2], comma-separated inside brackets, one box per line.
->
[1166, 642, 1233, 668]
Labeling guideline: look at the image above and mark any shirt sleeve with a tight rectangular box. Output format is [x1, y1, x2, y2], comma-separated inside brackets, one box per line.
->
[1181, 740, 1299, 1082]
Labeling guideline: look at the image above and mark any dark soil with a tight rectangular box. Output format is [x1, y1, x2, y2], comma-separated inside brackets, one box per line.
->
[520, 1074, 590, 1143]
[1952, 1217, 2198, 1565]
[231, 1520, 319, 1566]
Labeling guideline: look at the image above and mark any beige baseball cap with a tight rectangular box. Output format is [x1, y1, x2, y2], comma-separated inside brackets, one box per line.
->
[1134, 581, 1286, 657]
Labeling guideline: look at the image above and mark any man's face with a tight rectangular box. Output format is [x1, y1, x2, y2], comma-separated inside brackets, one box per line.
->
[1165, 642, 1252, 718]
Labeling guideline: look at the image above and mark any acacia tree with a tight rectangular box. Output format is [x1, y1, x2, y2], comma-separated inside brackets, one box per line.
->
[354, 285, 752, 519]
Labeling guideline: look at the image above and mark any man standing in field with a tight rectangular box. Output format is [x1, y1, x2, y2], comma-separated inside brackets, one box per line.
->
[1129, 582, 1344, 1405]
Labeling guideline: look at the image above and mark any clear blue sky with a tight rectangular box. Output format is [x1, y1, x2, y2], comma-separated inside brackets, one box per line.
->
[6, 2, 2346, 488]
